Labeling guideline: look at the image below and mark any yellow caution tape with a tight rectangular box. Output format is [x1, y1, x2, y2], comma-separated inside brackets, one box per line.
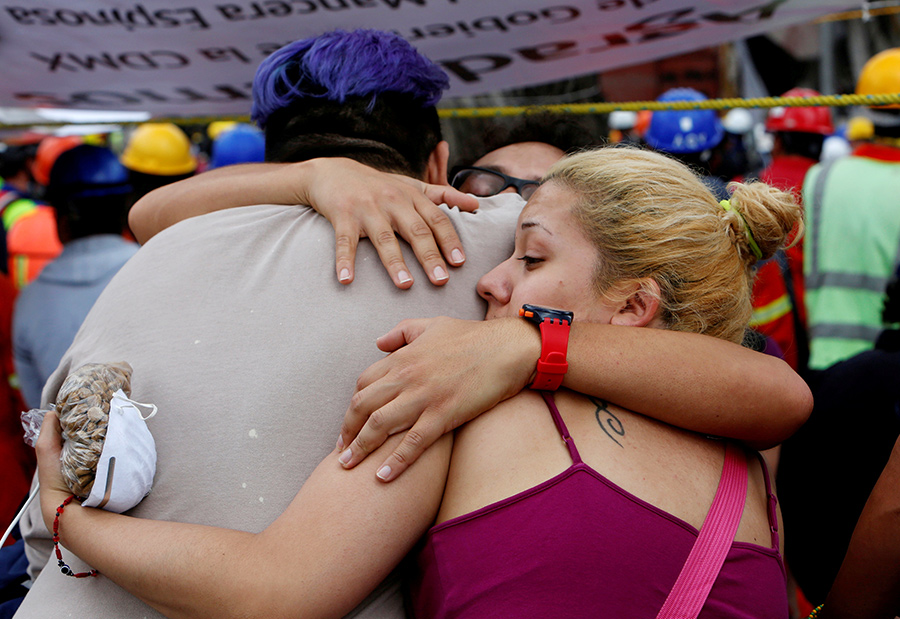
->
[4, 93, 900, 129]
[435, 93, 900, 119]
[816, 5, 900, 23]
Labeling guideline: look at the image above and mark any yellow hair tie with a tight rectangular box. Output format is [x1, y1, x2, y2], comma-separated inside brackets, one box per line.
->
[720, 199, 763, 260]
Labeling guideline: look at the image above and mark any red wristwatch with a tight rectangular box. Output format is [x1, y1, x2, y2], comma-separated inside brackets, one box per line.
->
[519, 304, 574, 391]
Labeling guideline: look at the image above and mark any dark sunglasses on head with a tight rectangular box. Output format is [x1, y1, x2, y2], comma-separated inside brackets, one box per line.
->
[449, 166, 541, 200]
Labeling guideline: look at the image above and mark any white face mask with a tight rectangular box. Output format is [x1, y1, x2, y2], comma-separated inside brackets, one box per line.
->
[20, 362, 158, 513]
[82, 390, 157, 513]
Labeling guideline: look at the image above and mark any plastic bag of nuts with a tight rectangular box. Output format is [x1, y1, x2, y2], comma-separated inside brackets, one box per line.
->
[54, 362, 133, 499]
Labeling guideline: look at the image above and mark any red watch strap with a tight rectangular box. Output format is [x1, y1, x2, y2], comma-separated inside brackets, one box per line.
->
[531, 319, 570, 390]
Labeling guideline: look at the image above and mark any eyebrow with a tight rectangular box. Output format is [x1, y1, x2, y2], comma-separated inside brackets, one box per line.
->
[520, 219, 552, 234]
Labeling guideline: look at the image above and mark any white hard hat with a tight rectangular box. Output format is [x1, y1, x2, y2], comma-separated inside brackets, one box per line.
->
[608, 110, 638, 131]
[820, 135, 852, 162]
[723, 108, 754, 135]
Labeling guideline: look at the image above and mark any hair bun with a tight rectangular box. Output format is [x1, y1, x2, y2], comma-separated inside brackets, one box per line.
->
[722, 182, 802, 264]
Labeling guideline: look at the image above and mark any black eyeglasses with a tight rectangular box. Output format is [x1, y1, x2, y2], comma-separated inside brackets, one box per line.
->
[450, 166, 541, 200]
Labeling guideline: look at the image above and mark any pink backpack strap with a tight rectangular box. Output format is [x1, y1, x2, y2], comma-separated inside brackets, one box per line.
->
[656, 442, 748, 619]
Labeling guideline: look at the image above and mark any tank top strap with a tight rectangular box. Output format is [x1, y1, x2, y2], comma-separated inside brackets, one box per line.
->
[540, 391, 583, 464]
[754, 450, 781, 552]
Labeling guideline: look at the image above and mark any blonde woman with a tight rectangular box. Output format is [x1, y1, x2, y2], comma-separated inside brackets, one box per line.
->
[37, 147, 799, 617]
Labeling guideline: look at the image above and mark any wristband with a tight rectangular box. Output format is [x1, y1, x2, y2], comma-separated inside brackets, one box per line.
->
[53, 495, 99, 578]
[519, 304, 573, 391]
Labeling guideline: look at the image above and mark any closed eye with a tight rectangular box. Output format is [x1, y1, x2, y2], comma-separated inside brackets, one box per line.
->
[517, 255, 543, 268]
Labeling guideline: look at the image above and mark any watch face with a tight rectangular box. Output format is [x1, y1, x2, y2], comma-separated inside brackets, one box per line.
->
[520, 304, 574, 325]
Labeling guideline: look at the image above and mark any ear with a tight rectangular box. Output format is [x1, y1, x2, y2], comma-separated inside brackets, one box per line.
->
[609, 279, 661, 328]
[424, 140, 450, 186]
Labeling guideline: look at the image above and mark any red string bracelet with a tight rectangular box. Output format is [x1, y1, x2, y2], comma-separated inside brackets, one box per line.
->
[52, 495, 98, 578]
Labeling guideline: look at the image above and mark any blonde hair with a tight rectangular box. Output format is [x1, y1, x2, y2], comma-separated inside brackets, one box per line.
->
[545, 146, 802, 343]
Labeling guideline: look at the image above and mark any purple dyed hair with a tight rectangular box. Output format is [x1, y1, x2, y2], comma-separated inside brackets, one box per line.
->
[251, 29, 449, 129]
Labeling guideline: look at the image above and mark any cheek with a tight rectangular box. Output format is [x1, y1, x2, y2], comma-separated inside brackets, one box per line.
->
[542, 267, 600, 317]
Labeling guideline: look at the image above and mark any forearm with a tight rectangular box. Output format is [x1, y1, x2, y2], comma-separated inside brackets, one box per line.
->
[821, 437, 900, 619]
[46, 434, 450, 619]
[50, 504, 263, 618]
[129, 162, 312, 244]
[508, 320, 811, 447]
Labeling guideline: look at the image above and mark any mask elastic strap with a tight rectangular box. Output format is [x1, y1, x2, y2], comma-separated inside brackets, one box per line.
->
[119, 393, 158, 420]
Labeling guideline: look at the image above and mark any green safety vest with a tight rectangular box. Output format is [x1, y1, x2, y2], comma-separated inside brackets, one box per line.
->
[803, 154, 900, 370]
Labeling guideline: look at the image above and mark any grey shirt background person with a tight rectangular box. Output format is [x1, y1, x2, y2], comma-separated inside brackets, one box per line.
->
[13, 234, 137, 408]
[16, 195, 521, 619]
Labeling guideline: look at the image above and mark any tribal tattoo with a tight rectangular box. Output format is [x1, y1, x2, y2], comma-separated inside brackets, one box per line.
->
[589, 396, 625, 448]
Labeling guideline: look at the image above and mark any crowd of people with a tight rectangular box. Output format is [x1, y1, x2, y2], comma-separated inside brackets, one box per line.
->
[0, 26, 897, 619]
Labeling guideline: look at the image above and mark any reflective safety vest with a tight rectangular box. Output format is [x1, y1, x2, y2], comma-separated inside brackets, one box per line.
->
[803, 144, 900, 370]
[749, 248, 806, 371]
[0, 186, 63, 290]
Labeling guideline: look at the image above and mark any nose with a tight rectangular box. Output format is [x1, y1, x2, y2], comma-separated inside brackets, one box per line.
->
[477, 260, 511, 308]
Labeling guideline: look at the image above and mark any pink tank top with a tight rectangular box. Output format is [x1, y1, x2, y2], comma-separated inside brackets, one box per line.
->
[409, 393, 788, 618]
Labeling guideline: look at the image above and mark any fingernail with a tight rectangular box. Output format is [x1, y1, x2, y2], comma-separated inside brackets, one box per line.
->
[336, 435, 344, 451]
[398, 271, 412, 284]
[433, 266, 448, 281]
[339, 268, 351, 282]
[451, 249, 464, 264]
[376, 465, 392, 480]
[339, 449, 352, 465]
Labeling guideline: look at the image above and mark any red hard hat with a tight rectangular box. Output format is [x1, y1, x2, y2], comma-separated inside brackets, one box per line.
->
[31, 135, 83, 186]
[765, 88, 834, 135]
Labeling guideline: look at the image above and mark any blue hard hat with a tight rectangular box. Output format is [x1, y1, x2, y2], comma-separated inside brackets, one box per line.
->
[210, 124, 266, 169]
[644, 88, 724, 154]
[49, 144, 131, 199]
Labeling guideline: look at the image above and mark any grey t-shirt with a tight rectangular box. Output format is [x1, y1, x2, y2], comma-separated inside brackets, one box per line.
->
[16, 195, 521, 618]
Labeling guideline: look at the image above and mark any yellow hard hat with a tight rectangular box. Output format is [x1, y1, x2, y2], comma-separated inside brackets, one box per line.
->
[856, 48, 900, 108]
[120, 123, 198, 176]
[207, 121, 238, 141]
[846, 116, 875, 141]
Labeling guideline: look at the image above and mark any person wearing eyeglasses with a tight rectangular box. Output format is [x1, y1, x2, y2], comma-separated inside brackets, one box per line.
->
[450, 113, 594, 200]
[450, 162, 543, 200]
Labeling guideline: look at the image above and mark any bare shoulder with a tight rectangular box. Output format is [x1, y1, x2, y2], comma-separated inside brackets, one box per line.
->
[437, 391, 573, 523]
[452, 390, 565, 471]
[455, 390, 549, 439]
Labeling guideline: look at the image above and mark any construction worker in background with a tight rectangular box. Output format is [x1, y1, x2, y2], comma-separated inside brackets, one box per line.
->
[208, 123, 266, 169]
[776, 55, 900, 611]
[749, 87, 834, 374]
[642, 88, 729, 200]
[119, 123, 198, 207]
[802, 48, 900, 371]
[715, 107, 760, 181]
[30, 135, 83, 196]
[12, 144, 138, 409]
[0, 137, 72, 290]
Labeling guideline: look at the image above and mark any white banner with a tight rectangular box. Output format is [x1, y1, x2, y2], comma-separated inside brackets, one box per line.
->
[0, 0, 854, 117]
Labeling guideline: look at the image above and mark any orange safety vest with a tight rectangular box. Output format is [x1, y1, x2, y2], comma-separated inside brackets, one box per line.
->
[0, 187, 63, 290]
[749, 246, 807, 371]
